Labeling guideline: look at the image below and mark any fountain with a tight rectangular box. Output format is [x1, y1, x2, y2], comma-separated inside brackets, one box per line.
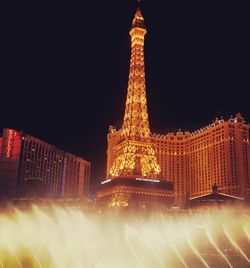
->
[0, 206, 250, 267]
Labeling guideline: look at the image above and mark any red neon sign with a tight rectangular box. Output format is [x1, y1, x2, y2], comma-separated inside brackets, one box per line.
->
[6, 130, 13, 158]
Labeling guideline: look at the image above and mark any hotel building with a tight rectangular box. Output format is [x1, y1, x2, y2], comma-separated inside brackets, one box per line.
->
[107, 113, 250, 207]
[103, 6, 250, 208]
[0, 128, 91, 199]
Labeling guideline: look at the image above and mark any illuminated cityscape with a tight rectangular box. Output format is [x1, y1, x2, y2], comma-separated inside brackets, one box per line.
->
[0, 1, 250, 267]
[103, 7, 250, 208]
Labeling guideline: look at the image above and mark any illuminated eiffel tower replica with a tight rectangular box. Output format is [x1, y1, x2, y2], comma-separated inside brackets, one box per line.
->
[110, 7, 160, 179]
[97, 5, 174, 209]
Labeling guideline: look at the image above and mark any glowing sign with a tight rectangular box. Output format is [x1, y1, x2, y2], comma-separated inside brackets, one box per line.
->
[6, 130, 13, 158]
[101, 179, 111, 185]
[135, 178, 160, 183]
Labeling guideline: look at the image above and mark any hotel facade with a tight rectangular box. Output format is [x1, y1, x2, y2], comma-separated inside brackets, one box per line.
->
[107, 114, 250, 207]
[0, 128, 91, 199]
[103, 7, 250, 208]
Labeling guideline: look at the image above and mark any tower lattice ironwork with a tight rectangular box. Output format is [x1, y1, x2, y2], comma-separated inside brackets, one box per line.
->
[109, 7, 161, 179]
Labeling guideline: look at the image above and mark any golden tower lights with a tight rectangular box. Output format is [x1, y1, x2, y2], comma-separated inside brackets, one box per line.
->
[109, 7, 161, 179]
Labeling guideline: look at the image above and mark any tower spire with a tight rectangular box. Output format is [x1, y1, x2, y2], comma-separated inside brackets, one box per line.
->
[109, 6, 161, 179]
[131, 2, 145, 30]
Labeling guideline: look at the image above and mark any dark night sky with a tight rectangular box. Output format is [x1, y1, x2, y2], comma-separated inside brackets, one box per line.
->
[1, 1, 250, 186]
